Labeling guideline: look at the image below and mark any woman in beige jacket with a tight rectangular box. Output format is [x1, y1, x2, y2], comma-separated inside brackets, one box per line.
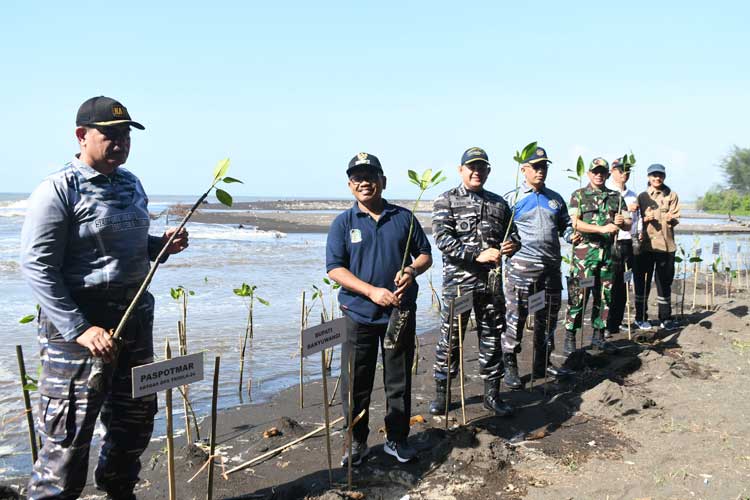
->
[634, 163, 681, 331]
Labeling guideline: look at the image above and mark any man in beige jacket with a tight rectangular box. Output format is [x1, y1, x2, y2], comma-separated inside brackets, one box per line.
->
[634, 163, 681, 330]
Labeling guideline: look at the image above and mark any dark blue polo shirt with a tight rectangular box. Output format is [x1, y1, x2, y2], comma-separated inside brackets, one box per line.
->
[326, 200, 432, 325]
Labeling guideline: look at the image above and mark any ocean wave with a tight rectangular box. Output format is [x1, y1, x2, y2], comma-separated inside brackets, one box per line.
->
[0, 199, 28, 217]
[188, 223, 286, 241]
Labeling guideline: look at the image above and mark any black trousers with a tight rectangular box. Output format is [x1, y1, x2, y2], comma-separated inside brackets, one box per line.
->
[634, 250, 676, 321]
[607, 240, 634, 333]
[340, 312, 415, 444]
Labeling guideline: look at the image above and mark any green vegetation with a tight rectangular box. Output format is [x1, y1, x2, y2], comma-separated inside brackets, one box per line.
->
[697, 146, 750, 215]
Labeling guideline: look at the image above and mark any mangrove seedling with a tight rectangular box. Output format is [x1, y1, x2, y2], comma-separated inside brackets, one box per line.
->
[170, 285, 196, 442]
[88, 159, 242, 392]
[385, 168, 446, 348]
[233, 282, 269, 397]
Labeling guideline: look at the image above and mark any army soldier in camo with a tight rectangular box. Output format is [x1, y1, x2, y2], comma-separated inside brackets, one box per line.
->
[563, 157, 631, 358]
[20, 96, 188, 500]
[429, 147, 520, 417]
[502, 146, 577, 388]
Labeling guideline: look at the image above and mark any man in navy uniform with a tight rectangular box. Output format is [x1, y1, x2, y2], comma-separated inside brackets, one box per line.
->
[21, 96, 189, 499]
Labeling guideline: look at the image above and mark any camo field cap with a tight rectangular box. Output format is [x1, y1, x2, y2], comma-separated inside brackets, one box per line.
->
[461, 147, 490, 166]
[589, 157, 609, 172]
[76, 96, 145, 130]
[611, 157, 633, 172]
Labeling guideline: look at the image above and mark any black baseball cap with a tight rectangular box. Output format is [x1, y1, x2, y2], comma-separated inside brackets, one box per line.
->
[611, 157, 633, 172]
[461, 147, 490, 166]
[76, 96, 145, 130]
[525, 146, 552, 165]
[347, 152, 383, 176]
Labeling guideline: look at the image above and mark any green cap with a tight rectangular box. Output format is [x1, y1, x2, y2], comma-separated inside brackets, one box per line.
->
[589, 157, 609, 171]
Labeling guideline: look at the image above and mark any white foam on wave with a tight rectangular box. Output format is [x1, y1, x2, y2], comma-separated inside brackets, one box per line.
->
[0, 198, 29, 217]
[188, 223, 286, 241]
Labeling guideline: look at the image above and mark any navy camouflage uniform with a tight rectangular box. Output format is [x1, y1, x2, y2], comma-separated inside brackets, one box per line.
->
[21, 157, 163, 499]
[503, 183, 573, 356]
[432, 183, 519, 382]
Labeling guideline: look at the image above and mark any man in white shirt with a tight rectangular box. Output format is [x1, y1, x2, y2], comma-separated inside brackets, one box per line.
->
[606, 157, 639, 336]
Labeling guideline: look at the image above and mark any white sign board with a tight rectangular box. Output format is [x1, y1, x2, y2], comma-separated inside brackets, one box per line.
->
[624, 270, 633, 283]
[712, 242, 720, 255]
[453, 293, 474, 315]
[579, 276, 596, 288]
[528, 290, 546, 314]
[301, 317, 347, 357]
[132, 352, 204, 398]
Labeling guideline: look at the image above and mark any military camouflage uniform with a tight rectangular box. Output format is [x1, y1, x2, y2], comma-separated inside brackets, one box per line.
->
[504, 183, 573, 354]
[21, 158, 163, 499]
[432, 184, 519, 382]
[564, 185, 629, 333]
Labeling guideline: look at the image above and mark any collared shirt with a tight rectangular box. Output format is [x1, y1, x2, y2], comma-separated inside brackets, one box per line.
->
[20, 157, 163, 341]
[569, 184, 630, 249]
[638, 184, 680, 253]
[613, 185, 638, 241]
[326, 200, 431, 325]
[504, 182, 572, 264]
[432, 183, 520, 293]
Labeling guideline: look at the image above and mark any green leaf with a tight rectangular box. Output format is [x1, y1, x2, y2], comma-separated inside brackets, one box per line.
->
[567, 176, 580, 181]
[222, 176, 243, 184]
[188, 290, 195, 296]
[257, 297, 270, 306]
[421, 169, 433, 183]
[689, 257, 703, 263]
[212, 158, 230, 182]
[215, 188, 233, 207]
[407, 170, 419, 183]
[409, 179, 422, 187]
[435, 175, 447, 185]
[431, 171, 442, 182]
[629, 152, 636, 165]
[323, 277, 331, 285]
[170, 288, 180, 300]
[576, 156, 585, 178]
[675, 256, 683, 263]
[520, 141, 538, 162]
[19, 314, 36, 324]
[23, 382, 38, 392]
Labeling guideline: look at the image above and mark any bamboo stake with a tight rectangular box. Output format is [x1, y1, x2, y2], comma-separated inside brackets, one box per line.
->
[165, 341, 176, 500]
[457, 288, 466, 425]
[329, 373, 341, 407]
[207, 356, 220, 500]
[711, 270, 716, 308]
[444, 298, 455, 429]
[223, 412, 365, 477]
[624, 268, 633, 340]
[299, 291, 305, 409]
[346, 350, 354, 489]
[321, 349, 333, 487]
[691, 262, 699, 310]
[15, 345, 38, 464]
[178, 321, 193, 444]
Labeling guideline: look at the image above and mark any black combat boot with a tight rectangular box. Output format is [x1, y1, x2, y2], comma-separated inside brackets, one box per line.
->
[533, 339, 574, 378]
[428, 378, 447, 415]
[563, 330, 577, 356]
[502, 352, 523, 390]
[483, 379, 513, 417]
[591, 329, 617, 354]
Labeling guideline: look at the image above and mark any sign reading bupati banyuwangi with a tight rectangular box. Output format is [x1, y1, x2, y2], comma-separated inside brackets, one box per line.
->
[302, 317, 347, 357]
[132, 352, 204, 398]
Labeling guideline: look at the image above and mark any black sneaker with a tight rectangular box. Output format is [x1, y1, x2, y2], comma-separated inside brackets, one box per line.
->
[341, 440, 369, 467]
[384, 439, 418, 463]
[660, 320, 680, 331]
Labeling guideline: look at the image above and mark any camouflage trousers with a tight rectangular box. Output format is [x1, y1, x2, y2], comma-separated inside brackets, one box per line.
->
[28, 292, 157, 500]
[434, 286, 505, 382]
[564, 246, 615, 332]
[504, 258, 563, 354]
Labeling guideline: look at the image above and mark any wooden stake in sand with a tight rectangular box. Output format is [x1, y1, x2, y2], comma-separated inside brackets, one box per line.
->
[456, 288, 467, 425]
[321, 349, 333, 487]
[444, 298, 455, 429]
[299, 290, 306, 409]
[691, 261, 699, 310]
[165, 341, 176, 500]
[346, 349, 354, 489]
[15, 345, 38, 464]
[624, 269, 633, 341]
[207, 356, 220, 500]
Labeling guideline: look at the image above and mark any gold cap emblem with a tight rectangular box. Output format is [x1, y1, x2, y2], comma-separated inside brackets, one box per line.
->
[112, 105, 125, 117]
[357, 152, 368, 161]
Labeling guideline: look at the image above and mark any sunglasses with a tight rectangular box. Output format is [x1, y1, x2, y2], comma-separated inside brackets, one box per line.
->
[349, 173, 381, 184]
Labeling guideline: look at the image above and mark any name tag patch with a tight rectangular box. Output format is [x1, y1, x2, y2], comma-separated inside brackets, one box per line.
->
[350, 229, 362, 243]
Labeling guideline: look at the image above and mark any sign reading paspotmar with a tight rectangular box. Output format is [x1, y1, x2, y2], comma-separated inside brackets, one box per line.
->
[132, 352, 204, 398]
[302, 317, 347, 357]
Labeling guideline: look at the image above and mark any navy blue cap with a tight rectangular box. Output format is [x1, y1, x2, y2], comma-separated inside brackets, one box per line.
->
[525, 146, 551, 165]
[647, 163, 666, 175]
[461, 147, 490, 166]
[347, 152, 383, 176]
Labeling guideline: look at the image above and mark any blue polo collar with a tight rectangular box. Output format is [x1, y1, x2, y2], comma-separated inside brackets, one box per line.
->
[71, 156, 122, 182]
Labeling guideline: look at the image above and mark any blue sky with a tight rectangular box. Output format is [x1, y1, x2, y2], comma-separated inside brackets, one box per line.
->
[2, 1, 748, 201]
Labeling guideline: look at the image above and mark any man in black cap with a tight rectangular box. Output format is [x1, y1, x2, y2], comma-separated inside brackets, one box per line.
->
[327, 152, 432, 465]
[21, 96, 189, 499]
[429, 147, 519, 417]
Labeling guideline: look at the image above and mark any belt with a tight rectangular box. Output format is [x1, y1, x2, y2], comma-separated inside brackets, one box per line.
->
[72, 287, 140, 303]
